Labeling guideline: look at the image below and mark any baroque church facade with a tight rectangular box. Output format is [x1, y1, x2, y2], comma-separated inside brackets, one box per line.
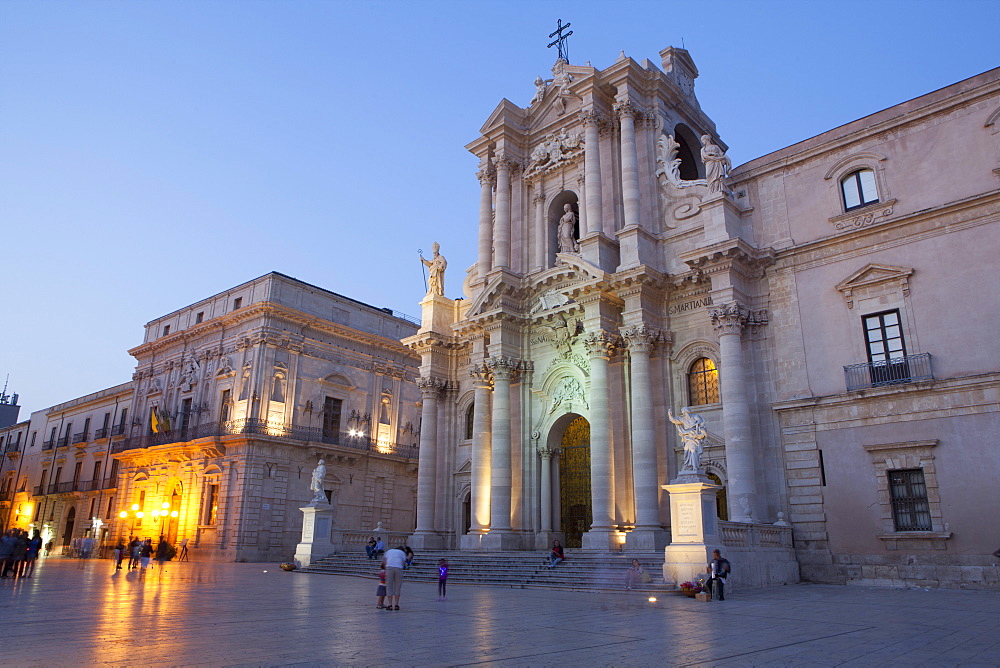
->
[403, 47, 1000, 589]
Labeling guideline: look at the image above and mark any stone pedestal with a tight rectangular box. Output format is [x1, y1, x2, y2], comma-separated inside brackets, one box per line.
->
[581, 529, 619, 551]
[406, 531, 445, 550]
[700, 194, 743, 245]
[293, 503, 339, 568]
[479, 530, 523, 551]
[662, 475, 721, 586]
[576, 235, 619, 274]
[626, 527, 670, 551]
[418, 293, 457, 334]
[615, 224, 659, 271]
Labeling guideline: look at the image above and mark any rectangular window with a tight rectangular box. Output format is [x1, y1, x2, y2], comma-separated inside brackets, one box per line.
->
[114, 408, 128, 435]
[195, 311, 204, 324]
[105, 495, 115, 519]
[92, 460, 102, 483]
[233, 297, 243, 310]
[864, 310, 910, 385]
[163, 325, 170, 336]
[322, 397, 343, 440]
[220, 389, 232, 422]
[30, 431, 36, 447]
[205, 484, 219, 525]
[72, 462, 82, 484]
[180, 397, 193, 439]
[109, 459, 120, 485]
[888, 468, 932, 531]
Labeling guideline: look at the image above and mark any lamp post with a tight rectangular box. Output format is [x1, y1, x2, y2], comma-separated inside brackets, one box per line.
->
[119, 504, 144, 541]
[157, 501, 179, 543]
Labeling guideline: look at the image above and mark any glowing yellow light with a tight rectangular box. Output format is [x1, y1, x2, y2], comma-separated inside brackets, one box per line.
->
[170, 511, 178, 518]
[648, 597, 657, 602]
[162, 501, 170, 509]
[119, 511, 128, 519]
[131, 504, 140, 511]
[136, 511, 144, 518]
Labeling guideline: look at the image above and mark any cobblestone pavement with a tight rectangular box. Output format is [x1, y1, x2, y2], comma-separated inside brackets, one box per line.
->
[1, 558, 998, 667]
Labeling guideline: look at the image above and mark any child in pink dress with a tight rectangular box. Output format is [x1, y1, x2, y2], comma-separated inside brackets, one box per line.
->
[376, 568, 387, 609]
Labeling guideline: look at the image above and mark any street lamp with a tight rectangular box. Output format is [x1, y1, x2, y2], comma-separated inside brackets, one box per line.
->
[119, 503, 144, 539]
[158, 501, 179, 542]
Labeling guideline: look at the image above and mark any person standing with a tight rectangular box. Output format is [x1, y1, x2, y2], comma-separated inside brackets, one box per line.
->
[113, 540, 125, 570]
[708, 549, 731, 601]
[437, 559, 449, 601]
[22, 531, 41, 577]
[10, 530, 28, 577]
[0, 529, 16, 578]
[381, 545, 407, 611]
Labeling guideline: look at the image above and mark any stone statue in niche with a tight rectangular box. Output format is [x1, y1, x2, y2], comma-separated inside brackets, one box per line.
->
[309, 458, 327, 504]
[668, 407, 707, 473]
[557, 204, 579, 253]
[421, 242, 447, 297]
[701, 134, 732, 194]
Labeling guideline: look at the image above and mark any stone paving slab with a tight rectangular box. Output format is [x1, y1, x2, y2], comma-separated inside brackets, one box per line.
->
[1, 558, 998, 667]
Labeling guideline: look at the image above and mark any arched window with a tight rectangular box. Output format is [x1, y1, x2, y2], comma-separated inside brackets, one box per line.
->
[464, 403, 475, 441]
[841, 169, 879, 211]
[688, 357, 720, 406]
[270, 373, 286, 403]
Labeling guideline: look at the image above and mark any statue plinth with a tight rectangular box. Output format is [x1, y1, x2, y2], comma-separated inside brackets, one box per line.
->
[615, 224, 659, 272]
[661, 478, 721, 586]
[577, 233, 619, 273]
[419, 293, 457, 334]
[293, 502, 340, 568]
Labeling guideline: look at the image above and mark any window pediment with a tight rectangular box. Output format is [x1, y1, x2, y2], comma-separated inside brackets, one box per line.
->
[836, 263, 913, 309]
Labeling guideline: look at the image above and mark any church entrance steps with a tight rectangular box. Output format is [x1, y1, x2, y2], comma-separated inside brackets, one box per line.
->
[301, 550, 684, 594]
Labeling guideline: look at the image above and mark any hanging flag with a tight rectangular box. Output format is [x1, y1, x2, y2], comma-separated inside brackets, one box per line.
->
[150, 406, 160, 434]
[159, 409, 171, 432]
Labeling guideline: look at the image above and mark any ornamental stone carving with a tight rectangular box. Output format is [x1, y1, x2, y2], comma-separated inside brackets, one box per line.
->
[524, 130, 585, 179]
[486, 356, 520, 381]
[469, 362, 493, 389]
[583, 330, 619, 359]
[417, 376, 447, 396]
[549, 376, 588, 414]
[620, 324, 662, 353]
[710, 302, 750, 335]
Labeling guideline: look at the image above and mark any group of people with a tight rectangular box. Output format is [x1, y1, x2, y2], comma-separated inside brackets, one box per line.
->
[0, 528, 42, 579]
[372, 542, 436, 611]
[112, 536, 177, 574]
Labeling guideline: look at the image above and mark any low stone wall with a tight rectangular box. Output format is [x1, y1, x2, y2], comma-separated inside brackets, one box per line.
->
[717, 522, 800, 588]
[835, 552, 1000, 591]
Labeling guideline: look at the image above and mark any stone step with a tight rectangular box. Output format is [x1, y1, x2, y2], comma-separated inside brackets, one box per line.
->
[302, 550, 680, 594]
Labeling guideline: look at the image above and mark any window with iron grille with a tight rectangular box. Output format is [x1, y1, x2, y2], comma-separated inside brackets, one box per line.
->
[889, 468, 932, 531]
[688, 357, 720, 406]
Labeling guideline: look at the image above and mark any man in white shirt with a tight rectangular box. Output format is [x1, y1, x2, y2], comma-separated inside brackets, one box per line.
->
[381, 546, 407, 610]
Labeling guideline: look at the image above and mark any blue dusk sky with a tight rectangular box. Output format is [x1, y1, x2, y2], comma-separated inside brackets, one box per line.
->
[2, 0, 997, 415]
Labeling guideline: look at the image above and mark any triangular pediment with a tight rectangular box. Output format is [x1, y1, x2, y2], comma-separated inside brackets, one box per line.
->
[480, 98, 527, 136]
[464, 271, 527, 318]
[836, 264, 913, 292]
[455, 458, 472, 475]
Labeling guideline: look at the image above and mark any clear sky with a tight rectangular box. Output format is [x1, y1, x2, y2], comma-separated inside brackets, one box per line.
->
[2, 0, 997, 416]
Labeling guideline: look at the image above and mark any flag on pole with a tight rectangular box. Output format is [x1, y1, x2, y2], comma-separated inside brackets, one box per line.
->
[150, 406, 160, 433]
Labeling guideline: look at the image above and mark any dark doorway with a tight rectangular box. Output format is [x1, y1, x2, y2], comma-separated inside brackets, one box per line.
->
[558, 416, 592, 548]
[63, 506, 76, 546]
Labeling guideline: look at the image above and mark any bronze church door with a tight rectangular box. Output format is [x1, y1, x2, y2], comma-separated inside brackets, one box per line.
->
[558, 416, 591, 548]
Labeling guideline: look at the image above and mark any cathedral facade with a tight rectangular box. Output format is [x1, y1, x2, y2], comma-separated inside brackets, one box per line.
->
[404, 48, 1000, 589]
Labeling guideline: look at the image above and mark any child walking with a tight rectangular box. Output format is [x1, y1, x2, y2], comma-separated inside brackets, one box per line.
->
[375, 567, 387, 609]
[437, 558, 449, 601]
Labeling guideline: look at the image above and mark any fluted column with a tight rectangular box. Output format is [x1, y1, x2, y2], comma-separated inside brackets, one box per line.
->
[487, 357, 517, 531]
[476, 164, 494, 277]
[616, 100, 641, 231]
[621, 325, 660, 529]
[584, 332, 617, 536]
[711, 303, 756, 522]
[538, 446, 557, 533]
[582, 110, 603, 237]
[414, 377, 443, 534]
[533, 191, 546, 271]
[469, 364, 492, 533]
[494, 155, 512, 269]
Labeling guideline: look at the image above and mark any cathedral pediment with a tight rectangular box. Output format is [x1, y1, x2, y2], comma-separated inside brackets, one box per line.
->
[479, 99, 527, 137]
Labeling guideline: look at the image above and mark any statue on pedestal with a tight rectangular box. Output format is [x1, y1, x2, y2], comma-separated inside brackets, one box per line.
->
[309, 458, 327, 504]
[421, 242, 447, 297]
[557, 204, 578, 253]
[668, 407, 707, 473]
[700, 135, 732, 194]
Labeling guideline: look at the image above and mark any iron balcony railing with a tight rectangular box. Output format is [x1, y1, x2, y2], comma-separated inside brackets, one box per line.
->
[844, 352, 933, 391]
[58, 435, 71, 447]
[73, 432, 89, 444]
[111, 424, 126, 436]
[42, 439, 55, 450]
[112, 418, 420, 460]
[30, 476, 118, 496]
[94, 427, 110, 439]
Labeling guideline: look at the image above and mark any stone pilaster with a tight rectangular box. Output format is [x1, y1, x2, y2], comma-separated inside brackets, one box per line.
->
[533, 191, 546, 271]
[494, 154, 512, 270]
[711, 302, 757, 522]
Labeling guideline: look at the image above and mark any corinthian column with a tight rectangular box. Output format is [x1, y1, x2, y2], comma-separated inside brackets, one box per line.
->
[615, 100, 641, 231]
[414, 377, 443, 536]
[487, 356, 517, 532]
[477, 163, 494, 277]
[494, 155, 512, 270]
[583, 331, 617, 549]
[711, 303, 756, 522]
[533, 191, 546, 271]
[538, 445, 557, 533]
[621, 325, 661, 531]
[469, 364, 492, 533]
[582, 110, 603, 237]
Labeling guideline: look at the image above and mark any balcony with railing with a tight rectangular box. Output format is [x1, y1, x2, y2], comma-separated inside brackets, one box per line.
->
[72, 432, 89, 445]
[57, 435, 71, 447]
[94, 427, 110, 439]
[42, 439, 55, 450]
[111, 424, 126, 436]
[844, 353, 933, 391]
[112, 418, 419, 459]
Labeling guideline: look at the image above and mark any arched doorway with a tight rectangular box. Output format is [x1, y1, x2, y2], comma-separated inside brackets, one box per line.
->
[63, 506, 76, 546]
[558, 416, 591, 548]
[706, 471, 728, 521]
[166, 483, 182, 543]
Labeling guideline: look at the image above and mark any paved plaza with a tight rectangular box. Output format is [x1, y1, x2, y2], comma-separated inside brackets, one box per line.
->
[1, 558, 998, 667]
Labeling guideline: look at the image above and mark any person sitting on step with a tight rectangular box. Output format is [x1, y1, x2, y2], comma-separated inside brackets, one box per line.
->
[548, 540, 565, 568]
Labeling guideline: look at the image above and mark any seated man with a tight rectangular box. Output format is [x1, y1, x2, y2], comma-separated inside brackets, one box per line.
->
[373, 537, 385, 560]
[548, 540, 565, 568]
[365, 536, 377, 560]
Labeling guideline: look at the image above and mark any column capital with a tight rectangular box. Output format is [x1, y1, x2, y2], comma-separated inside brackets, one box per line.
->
[620, 324, 663, 353]
[614, 99, 640, 120]
[476, 167, 495, 187]
[582, 108, 605, 128]
[537, 446, 560, 461]
[583, 330, 620, 359]
[486, 356, 520, 381]
[710, 302, 749, 335]
[468, 362, 493, 389]
[417, 376, 447, 396]
[531, 191, 546, 206]
[493, 153, 516, 173]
